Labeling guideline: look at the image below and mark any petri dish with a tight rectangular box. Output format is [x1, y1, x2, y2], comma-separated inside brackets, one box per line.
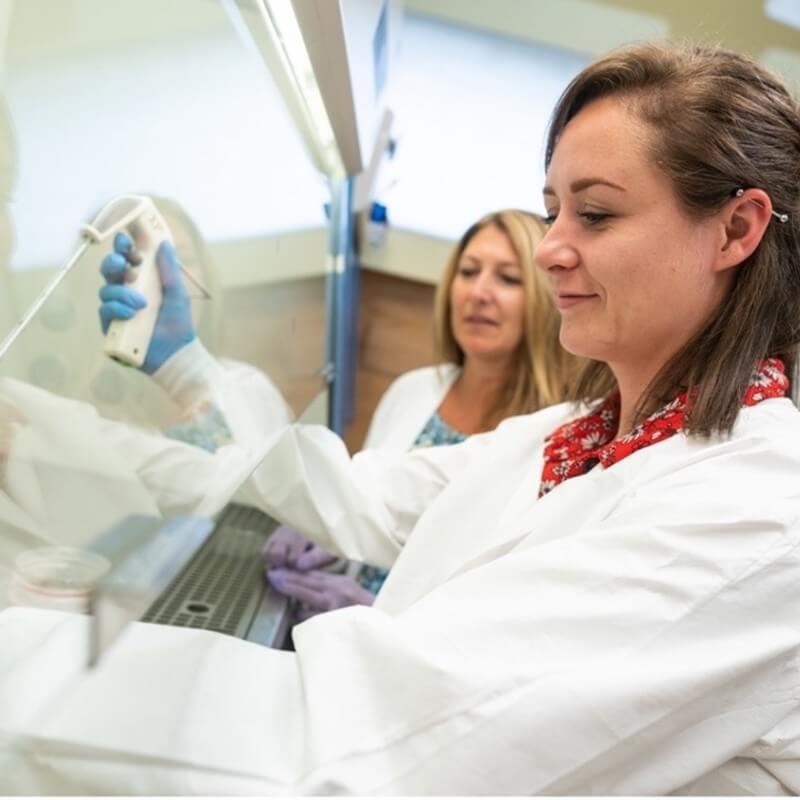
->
[10, 546, 110, 614]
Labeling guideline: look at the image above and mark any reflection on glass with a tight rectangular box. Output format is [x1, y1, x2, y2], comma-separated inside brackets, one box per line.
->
[0, 0, 332, 779]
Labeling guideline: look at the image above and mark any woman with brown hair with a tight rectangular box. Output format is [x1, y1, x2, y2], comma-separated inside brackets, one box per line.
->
[264, 209, 575, 615]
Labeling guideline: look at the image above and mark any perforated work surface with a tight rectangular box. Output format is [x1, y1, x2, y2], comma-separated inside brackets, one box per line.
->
[141, 504, 278, 637]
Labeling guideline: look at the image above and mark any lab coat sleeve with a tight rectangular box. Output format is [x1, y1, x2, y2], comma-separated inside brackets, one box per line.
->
[5, 394, 255, 520]
[238, 422, 489, 568]
[151, 339, 293, 452]
[13, 439, 800, 795]
[117, 429, 257, 517]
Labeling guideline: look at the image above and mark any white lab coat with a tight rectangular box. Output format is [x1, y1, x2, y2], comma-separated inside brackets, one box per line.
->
[362, 364, 460, 451]
[4, 378, 800, 795]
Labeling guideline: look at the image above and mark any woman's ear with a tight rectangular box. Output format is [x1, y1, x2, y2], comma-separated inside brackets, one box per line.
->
[714, 188, 774, 272]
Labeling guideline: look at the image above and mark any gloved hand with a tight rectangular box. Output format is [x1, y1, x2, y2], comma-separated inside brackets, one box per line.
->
[262, 525, 338, 571]
[98, 232, 195, 374]
[266, 568, 375, 620]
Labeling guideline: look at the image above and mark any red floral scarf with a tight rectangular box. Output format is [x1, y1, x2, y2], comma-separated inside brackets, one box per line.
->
[539, 358, 789, 497]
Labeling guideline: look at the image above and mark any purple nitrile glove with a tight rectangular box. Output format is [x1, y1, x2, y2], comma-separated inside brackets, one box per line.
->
[267, 568, 375, 620]
[262, 525, 338, 572]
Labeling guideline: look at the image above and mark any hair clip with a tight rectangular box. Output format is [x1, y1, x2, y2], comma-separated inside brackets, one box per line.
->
[734, 188, 789, 223]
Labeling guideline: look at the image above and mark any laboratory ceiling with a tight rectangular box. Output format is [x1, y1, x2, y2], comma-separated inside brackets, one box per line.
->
[405, 0, 800, 88]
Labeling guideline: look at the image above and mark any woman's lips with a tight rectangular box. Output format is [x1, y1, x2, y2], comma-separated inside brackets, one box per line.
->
[464, 316, 498, 325]
[557, 294, 597, 310]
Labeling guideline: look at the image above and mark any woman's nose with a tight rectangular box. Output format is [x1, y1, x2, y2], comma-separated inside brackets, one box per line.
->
[534, 224, 580, 273]
[468, 273, 492, 301]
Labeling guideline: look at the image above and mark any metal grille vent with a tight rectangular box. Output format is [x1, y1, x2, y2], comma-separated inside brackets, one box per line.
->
[141, 504, 277, 638]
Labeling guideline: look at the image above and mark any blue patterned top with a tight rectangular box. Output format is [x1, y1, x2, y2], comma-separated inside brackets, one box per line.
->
[412, 411, 469, 449]
[164, 405, 234, 453]
[357, 411, 468, 595]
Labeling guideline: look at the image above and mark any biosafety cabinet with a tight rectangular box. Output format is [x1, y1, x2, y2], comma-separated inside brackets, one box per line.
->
[0, 0, 398, 791]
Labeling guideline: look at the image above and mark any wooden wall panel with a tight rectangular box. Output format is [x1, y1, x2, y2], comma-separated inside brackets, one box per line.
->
[214, 268, 436, 453]
[344, 268, 436, 452]
[218, 276, 327, 417]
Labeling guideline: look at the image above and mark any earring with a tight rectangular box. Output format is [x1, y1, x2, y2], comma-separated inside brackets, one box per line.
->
[735, 188, 789, 223]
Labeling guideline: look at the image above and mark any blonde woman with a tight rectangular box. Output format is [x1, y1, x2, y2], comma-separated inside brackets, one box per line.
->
[264, 209, 577, 614]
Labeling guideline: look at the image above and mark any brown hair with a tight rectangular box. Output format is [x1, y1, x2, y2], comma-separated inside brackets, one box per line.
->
[545, 42, 800, 436]
[433, 209, 577, 427]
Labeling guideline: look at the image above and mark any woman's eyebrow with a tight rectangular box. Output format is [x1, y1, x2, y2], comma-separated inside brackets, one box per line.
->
[543, 177, 627, 197]
[460, 256, 519, 268]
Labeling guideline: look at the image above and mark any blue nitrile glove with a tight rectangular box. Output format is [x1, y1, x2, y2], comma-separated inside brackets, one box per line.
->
[98, 232, 195, 374]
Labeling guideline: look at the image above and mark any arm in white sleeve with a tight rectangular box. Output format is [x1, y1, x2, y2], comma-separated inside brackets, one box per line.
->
[238, 423, 488, 568]
[238, 401, 570, 568]
[150, 338, 230, 414]
[151, 339, 293, 453]
[4, 392, 253, 522]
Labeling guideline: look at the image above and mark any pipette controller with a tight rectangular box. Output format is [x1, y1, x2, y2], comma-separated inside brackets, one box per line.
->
[80, 194, 172, 368]
[0, 194, 210, 369]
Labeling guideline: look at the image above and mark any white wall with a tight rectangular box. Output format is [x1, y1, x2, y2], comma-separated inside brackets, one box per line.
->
[363, 12, 587, 283]
[3, 0, 329, 275]
[386, 14, 586, 238]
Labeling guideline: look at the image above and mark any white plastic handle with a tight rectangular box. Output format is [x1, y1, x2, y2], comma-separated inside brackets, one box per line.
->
[80, 195, 151, 243]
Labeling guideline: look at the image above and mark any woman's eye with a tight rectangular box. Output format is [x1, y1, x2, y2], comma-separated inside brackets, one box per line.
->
[458, 266, 478, 277]
[543, 213, 558, 226]
[500, 274, 522, 286]
[579, 211, 612, 225]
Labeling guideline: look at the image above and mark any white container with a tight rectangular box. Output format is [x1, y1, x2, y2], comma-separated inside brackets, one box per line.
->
[365, 202, 389, 248]
[10, 546, 110, 614]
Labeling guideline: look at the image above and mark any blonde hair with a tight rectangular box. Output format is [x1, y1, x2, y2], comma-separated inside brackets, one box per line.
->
[433, 209, 577, 427]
